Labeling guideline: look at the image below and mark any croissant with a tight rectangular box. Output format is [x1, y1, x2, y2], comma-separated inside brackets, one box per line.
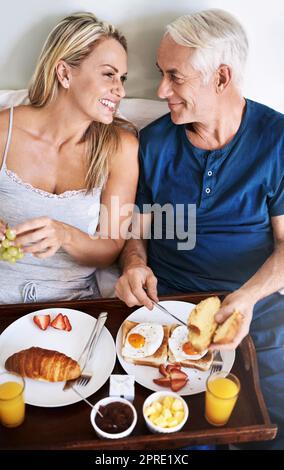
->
[5, 347, 81, 382]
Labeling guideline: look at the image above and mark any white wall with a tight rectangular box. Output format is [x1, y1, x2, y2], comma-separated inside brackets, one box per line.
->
[1, 0, 284, 112]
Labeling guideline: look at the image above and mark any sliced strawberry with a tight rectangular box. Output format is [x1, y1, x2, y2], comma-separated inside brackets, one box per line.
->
[171, 377, 188, 392]
[169, 368, 188, 381]
[153, 377, 172, 387]
[63, 315, 72, 331]
[51, 313, 66, 330]
[166, 363, 181, 373]
[33, 314, 50, 330]
[159, 364, 169, 377]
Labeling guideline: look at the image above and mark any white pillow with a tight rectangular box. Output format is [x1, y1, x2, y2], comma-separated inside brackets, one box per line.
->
[119, 98, 168, 129]
[0, 89, 29, 109]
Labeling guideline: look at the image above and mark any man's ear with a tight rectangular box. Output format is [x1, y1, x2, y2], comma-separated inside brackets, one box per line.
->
[215, 65, 232, 93]
[56, 60, 71, 89]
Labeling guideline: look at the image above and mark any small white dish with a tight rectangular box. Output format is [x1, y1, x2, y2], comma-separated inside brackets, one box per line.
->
[90, 396, 137, 439]
[143, 391, 189, 434]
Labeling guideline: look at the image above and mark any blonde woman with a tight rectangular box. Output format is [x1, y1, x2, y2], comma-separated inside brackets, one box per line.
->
[0, 12, 138, 304]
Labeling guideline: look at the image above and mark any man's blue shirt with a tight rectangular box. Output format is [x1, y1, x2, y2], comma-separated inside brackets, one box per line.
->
[136, 99, 284, 293]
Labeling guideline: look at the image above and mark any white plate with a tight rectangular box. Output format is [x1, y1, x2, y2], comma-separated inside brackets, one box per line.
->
[116, 300, 235, 396]
[0, 308, 116, 407]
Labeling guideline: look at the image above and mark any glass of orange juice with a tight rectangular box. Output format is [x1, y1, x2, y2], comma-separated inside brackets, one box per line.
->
[0, 372, 25, 428]
[205, 371, 240, 426]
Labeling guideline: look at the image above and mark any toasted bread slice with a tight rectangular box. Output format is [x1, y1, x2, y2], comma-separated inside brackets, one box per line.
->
[121, 320, 170, 367]
[168, 348, 214, 370]
[188, 297, 221, 352]
[213, 311, 243, 344]
[168, 324, 214, 370]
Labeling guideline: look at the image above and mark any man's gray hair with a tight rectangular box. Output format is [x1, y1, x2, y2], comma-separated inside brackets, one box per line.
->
[166, 9, 248, 90]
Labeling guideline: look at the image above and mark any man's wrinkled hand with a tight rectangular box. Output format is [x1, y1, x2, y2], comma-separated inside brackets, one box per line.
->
[210, 290, 255, 351]
[115, 264, 158, 309]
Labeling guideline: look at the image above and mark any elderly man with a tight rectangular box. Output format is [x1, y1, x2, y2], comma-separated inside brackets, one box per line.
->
[115, 9, 284, 449]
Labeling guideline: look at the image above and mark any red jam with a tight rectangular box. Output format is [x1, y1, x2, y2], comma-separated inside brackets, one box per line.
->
[95, 402, 134, 434]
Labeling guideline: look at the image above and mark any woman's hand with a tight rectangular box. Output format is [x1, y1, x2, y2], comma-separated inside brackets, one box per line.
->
[14, 216, 68, 258]
[210, 289, 256, 351]
[0, 219, 7, 241]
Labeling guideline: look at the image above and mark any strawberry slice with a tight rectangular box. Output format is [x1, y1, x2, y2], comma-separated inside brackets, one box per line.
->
[51, 313, 66, 330]
[153, 377, 172, 387]
[171, 377, 188, 392]
[63, 315, 72, 331]
[33, 314, 50, 330]
[169, 368, 188, 381]
[159, 364, 169, 377]
[154, 364, 188, 391]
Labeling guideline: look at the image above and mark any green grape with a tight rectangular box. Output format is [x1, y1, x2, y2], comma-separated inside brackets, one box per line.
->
[5, 228, 16, 241]
[0, 226, 25, 264]
[7, 246, 19, 258]
[2, 238, 11, 248]
[2, 251, 11, 261]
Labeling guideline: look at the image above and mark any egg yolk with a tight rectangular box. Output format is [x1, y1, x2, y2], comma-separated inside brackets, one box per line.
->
[182, 341, 199, 355]
[128, 333, 145, 349]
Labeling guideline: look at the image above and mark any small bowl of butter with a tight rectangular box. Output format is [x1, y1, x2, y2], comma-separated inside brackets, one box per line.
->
[143, 391, 188, 433]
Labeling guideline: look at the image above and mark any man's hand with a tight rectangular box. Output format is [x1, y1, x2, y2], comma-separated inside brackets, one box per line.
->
[210, 290, 256, 351]
[115, 264, 159, 310]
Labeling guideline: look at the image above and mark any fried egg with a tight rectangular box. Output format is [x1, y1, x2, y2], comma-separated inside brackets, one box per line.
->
[169, 325, 208, 361]
[122, 323, 164, 358]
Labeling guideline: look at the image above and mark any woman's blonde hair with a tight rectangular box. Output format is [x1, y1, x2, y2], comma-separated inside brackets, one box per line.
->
[29, 12, 135, 192]
[166, 9, 248, 90]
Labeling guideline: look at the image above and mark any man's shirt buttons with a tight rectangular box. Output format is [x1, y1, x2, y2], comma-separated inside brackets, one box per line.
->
[205, 188, 211, 194]
[207, 170, 213, 176]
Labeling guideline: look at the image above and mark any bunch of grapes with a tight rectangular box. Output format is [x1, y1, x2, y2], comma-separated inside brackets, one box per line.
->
[0, 228, 24, 263]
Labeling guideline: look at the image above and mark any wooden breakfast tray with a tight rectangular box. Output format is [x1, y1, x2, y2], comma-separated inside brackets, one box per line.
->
[0, 293, 277, 450]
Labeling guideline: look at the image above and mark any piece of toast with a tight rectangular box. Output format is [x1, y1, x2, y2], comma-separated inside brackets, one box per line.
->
[121, 320, 171, 367]
[188, 297, 221, 352]
[168, 324, 214, 370]
[213, 311, 243, 344]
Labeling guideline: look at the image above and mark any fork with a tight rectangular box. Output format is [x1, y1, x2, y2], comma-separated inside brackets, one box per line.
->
[209, 350, 223, 375]
[76, 311, 108, 387]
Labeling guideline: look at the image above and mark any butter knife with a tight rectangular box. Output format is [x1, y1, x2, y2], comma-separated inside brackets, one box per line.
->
[150, 299, 187, 326]
[63, 311, 108, 391]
